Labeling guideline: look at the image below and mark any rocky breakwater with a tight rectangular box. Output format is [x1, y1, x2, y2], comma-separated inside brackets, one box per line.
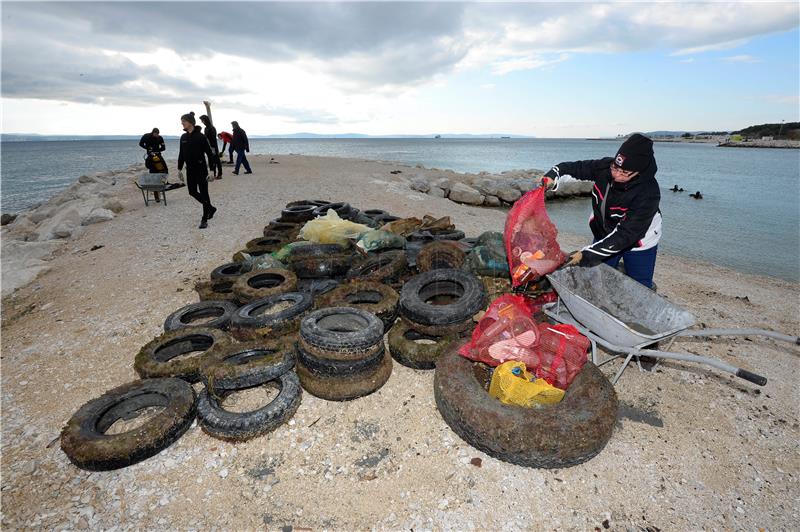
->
[403, 167, 592, 207]
[1, 164, 145, 297]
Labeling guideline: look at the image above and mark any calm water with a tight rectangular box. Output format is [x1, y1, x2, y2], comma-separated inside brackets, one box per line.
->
[2, 138, 798, 281]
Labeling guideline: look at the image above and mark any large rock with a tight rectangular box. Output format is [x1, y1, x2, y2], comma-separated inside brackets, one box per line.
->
[449, 182, 485, 205]
[82, 208, 115, 226]
[483, 195, 501, 207]
[551, 175, 593, 197]
[511, 179, 537, 193]
[35, 207, 81, 240]
[473, 179, 521, 203]
[431, 178, 452, 193]
[1, 213, 17, 226]
[409, 179, 430, 193]
[427, 187, 446, 198]
[102, 199, 124, 213]
[1, 240, 65, 296]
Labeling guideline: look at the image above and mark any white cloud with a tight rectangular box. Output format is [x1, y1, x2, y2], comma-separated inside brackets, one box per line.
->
[490, 53, 569, 75]
[722, 54, 762, 63]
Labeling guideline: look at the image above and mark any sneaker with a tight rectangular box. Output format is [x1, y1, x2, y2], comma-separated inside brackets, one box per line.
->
[199, 218, 208, 229]
[207, 206, 217, 220]
[232, 171, 239, 175]
[244, 171, 253, 174]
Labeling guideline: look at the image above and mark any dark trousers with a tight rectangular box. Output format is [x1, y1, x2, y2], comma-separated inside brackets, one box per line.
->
[187, 171, 213, 218]
[602, 245, 658, 288]
[211, 149, 222, 177]
[235, 149, 251, 173]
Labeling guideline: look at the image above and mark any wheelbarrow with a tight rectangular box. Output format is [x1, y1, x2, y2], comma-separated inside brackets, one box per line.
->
[542, 264, 798, 386]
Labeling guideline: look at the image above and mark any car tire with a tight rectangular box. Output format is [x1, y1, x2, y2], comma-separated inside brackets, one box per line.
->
[399, 269, 486, 326]
[315, 281, 399, 330]
[163, 300, 238, 332]
[229, 292, 313, 341]
[387, 318, 459, 370]
[203, 339, 296, 392]
[134, 328, 234, 383]
[417, 241, 466, 272]
[299, 307, 384, 355]
[296, 349, 392, 401]
[232, 268, 297, 304]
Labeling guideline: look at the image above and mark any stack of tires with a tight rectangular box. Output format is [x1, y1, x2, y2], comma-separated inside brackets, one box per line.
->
[295, 307, 392, 401]
[315, 280, 399, 331]
[390, 269, 486, 369]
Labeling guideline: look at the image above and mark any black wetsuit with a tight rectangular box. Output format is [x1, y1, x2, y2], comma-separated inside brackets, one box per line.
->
[178, 127, 215, 219]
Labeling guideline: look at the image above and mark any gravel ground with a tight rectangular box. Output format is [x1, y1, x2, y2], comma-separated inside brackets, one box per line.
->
[2, 155, 799, 530]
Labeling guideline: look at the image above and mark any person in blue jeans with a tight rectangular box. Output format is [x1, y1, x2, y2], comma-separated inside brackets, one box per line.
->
[541, 133, 662, 289]
[230, 121, 252, 175]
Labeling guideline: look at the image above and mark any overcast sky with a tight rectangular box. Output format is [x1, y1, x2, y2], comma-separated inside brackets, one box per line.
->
[1, 1, 798, 137]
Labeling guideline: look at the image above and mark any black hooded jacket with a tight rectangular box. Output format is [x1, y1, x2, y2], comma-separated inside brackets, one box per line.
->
[544, 154, 661, 266]
[178, 126, 214, 177]
[139, 132, 165, 153]
[232, 126, 249, 152]
[204, 124, 219, 155]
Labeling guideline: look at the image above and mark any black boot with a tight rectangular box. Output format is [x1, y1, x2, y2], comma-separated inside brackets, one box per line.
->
[207, 205, 217, 220]
[199, 217, 208, 229]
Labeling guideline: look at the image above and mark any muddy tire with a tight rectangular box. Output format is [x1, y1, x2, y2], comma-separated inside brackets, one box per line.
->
[195, 280, 239, 304]
[434, 344, 618, 468]
[407, 229, 466, 242]
[346, 250, 407, 283]
[295, 278, 342, 297]
[60, 378, 196, 471]
[210, 261, 252, 282]
[203, 339, 296, 392]
[135, 328, 233, 383]
[232, 246, 273, 263]
[417, 241, 466, 272]
[399, 269, 486, 326]
[299, 307, 384, 355]
[403, 316, 475, 337]
[296, 349, 393, 401]
[233, 268, 297, 304]
[229, 292, 313, 341]
[363, 209, 390, 219]
[387, 318, 460, 370]
[280, 204, 317, 223]
[285, 199, 331, 208]
[297, 342, 385, 376]
[315, 281, 399, 330]
[245, 235, 288, 251]
[163, 300, 238, 332]
[264, 221, 301, 240]
[288, 251, 353, 279]
[311, 202, 352, 219]
[197, 372, 302, 441]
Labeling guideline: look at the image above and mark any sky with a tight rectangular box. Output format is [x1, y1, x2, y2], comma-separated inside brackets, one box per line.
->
[1, 1, 798, 138]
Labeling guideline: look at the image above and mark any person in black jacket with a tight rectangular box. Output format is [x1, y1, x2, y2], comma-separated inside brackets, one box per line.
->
[199, 115, 222, 179]
[541, 133, 661, 289]
[178, 112, 217, 229]
[230, 120, 252, 175]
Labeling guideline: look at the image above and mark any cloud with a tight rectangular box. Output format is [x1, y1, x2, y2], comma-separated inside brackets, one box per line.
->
[679, 58, 695, 63]
[722, 54, 762, 63]
[1, 1, 798, 119]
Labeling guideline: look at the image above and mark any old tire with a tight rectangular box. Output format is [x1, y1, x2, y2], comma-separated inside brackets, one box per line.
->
[203, 339, 296, 392]
[315, 281, 399, 330]
[245, 235, 289, 251]
[297, 342, 385, 377]
[210, 261, 252, 282]
[434, 344, 618, 468]
[387, 318, 460, 370]
[296, 349, 393, 401]
[229, 292, 313, 340]
[399, 269, 486, 326]
[163, 300, 238, 332]
[346, 250, 407, 283]
[289, 253, 353, 279]
[233, 268, 297, 304]
[195, 280, 239, 304]
[197, 372, 302, 441]
[403, 316, 475, 337]
[232, 246, 274, 263]
[417, 241, 466, 272]
[280, 204, 317, 223]
[60, 378, 196, 471]
[135, 328, 233, 383]
[299, 307, 384, 355]
[407, 229, 465, 242]
[311, 202, 352, 219]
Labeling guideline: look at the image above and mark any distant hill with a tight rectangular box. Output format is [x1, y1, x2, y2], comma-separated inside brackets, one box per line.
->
[731, 122, 800, 140]
[2, 132, 535, 142]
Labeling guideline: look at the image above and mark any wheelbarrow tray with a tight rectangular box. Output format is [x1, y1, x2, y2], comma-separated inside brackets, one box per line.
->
[547, 264, 696, 349]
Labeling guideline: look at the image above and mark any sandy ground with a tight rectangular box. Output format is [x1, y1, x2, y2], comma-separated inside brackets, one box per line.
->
[1, 154, 799, 530]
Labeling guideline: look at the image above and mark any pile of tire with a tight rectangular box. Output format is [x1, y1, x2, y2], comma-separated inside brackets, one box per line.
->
[295, 307, 392, 401]
[391, 268, 486, 370]
[315, 280, 399, 331]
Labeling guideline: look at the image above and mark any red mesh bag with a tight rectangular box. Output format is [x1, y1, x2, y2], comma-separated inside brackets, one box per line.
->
[504, 186, 566, 287]
[459, 294, 539, 367]
[522, 323, 590, 389]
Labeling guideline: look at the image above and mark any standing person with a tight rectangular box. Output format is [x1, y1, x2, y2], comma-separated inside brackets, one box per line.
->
[178, 112, 217, 229]
[200, 100, 222, 179]
[218, 130, 234, 163]
[541, 133, 661, 289]
[139, 127, 167, 201]
[230, 120, 252, 175]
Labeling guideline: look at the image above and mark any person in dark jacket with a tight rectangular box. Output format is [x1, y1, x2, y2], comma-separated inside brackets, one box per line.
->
[139, 128, 165, 153]
[230, 121, 252, 175]
[199, 115, 222, 179]
[541, 133, 661, 289]
[139, 127, 167, 201]
[178, 112, 217, 229]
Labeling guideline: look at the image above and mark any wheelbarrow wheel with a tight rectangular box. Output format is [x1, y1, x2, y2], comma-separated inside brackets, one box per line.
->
[434, 343, 618, 468]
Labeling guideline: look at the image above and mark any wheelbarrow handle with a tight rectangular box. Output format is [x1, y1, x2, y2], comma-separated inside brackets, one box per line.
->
[736, 369, 767, 386]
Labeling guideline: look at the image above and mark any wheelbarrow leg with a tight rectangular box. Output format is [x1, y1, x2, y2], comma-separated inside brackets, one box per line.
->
[141, 189, 149, 206]
[611, 352, 637, 385]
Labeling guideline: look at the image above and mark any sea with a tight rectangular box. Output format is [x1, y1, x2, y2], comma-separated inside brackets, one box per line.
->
[1, 138, 798, 282]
